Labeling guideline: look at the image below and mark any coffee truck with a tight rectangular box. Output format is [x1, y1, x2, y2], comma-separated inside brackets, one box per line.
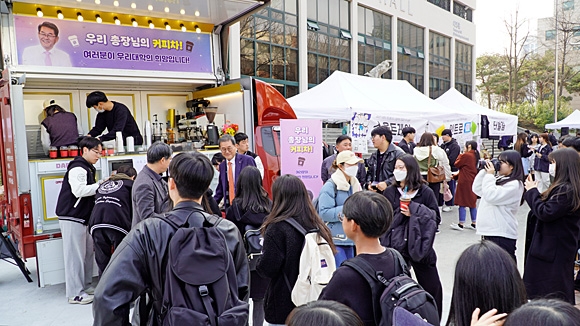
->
[0, 0, 296, 285]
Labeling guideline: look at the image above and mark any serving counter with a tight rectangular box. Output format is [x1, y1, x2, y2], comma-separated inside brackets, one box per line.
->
[27, 149, 219, 286]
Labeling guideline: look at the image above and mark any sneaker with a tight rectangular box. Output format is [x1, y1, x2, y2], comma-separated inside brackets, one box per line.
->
[442, 206, 452, 212]
[436, 228, 441, 234]
[450, 223, 464, 231]
[466, 223, 476, 230]
[84, 287, 95, 295]
[68, 294, 94, 305]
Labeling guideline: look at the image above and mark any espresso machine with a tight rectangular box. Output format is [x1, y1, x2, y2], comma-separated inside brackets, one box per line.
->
[205, 107, 219, 148]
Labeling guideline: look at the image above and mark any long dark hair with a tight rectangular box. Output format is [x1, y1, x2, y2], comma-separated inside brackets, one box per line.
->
[261, 175, 335, 252]
[234, 166, 271, 214]
[504, 299, 580, 326]
[45, 105, 67, 117]
[417, 132, 435, 147]
[539, 133, 552, 148]
[514, 132, 528, 153]
[465, 141, 480, 169]
[394, 154, 425, 191]
[542, 148, 580, 212]
[497, 150, 525, 185]
[446, 241, 527, 326]
[286, 300, 364, 326]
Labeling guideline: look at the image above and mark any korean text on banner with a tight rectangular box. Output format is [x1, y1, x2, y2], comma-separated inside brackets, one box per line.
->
[280, 119, 323, 199]
[14, 15, 212, 73]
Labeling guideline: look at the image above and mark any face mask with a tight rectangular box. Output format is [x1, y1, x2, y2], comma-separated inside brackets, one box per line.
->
[344, 165, 358, 177]
[548, 163, 556, 177]
[94, 107, 105, 113]
[393, 170, 407, 182]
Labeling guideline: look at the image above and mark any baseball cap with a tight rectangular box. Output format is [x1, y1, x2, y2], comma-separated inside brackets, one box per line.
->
[336, 150, 363, 165]
[441, 129, 453, 137]
[43, 99, 61, 109]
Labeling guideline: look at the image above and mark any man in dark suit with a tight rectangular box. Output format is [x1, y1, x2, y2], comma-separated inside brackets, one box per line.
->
[214, 135, 256, 208]
[397, 126, 416, 154]
[131, 142, 173, 227]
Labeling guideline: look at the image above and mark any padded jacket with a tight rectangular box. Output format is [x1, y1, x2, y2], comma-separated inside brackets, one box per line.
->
[92, 201, 249, 326]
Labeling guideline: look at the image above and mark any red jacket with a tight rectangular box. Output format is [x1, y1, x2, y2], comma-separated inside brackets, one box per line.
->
[454, 151, 478, 208]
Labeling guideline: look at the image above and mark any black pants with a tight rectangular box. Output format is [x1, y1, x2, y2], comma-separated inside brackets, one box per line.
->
[92, 228, 126, 276]
[409, 254, 443, 321]
[482, 235, 517, 263]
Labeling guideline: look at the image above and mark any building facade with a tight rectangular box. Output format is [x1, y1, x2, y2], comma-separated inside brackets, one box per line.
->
[229, 0, 476, 100]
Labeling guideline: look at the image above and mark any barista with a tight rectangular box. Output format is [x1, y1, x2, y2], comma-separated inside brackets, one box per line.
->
[86, 91, 143, 145]
[40, 99, 83, 155]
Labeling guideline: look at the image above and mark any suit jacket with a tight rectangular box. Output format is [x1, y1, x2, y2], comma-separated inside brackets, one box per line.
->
[214, 153, 257, 208]
[131, 165, 172, 227]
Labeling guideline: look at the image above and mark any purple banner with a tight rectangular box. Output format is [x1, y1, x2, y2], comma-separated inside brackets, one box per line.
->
[280, 119, 323, 199]
[14, 15, 212, 73]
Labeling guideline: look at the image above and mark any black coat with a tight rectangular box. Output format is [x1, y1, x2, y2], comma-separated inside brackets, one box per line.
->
[226, 200, 270, 299]
[256, 216, 316, 324]
[89, 174, 133, 235]
[523, 186, 580, 304]
[366, 143, 406, 187]
[440, 138, 461, 171]
[382, 184, 439, 264]
[398, 139, 415, 155]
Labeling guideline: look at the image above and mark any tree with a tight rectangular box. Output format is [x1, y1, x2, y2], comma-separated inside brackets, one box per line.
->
[503, 10, 531, 106]
[476, 53, 509, 108]
[519, 51, 555, 103]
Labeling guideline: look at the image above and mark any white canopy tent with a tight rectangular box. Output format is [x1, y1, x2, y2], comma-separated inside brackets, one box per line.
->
[287, 71, 479, 152]
[288, 71, 472, 122]
[545, 110, 580, 129]
[435, 88, 519, 136]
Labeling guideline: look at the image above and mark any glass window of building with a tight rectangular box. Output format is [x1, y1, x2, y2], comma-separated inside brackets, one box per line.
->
[545, 30, 556, 40]
[453, 2, 473, 22]
[429, 32, 451, 99]
[240, 0, 299, 98]
[455, 41, 473, 99]
[307, 0, 351, 87]
[397, 20, 424, 92]
[563, 0, 575, 11]
[427, 0, 450, 11]
[357, 6, 392, 79]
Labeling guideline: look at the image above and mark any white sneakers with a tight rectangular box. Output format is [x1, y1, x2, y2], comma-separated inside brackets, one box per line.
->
[68, 293, 94, 305]
[442, 206, 453, 212]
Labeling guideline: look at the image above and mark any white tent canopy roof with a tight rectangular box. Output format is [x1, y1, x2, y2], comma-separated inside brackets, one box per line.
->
[287, 71, 471, 122]
[545, 110, 580, 129]
[436, 88, 519, 136]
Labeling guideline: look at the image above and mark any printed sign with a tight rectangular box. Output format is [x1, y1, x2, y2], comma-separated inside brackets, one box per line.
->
[429, 114, 480, 145]
[350, 113, 371, 153]
[14, 15, 212, 73]
[280, 119, 323, 199]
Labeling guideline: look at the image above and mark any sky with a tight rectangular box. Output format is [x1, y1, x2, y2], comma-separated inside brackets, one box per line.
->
[475, 0, 554, 56]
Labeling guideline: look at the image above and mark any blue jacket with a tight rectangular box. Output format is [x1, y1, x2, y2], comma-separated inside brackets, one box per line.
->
[318, 179, 354, 246]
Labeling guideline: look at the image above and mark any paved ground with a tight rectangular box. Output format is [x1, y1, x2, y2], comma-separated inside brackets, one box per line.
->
[0, 203, 578, 326]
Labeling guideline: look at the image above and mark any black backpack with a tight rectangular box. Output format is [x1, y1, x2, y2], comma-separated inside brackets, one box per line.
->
[342, 248, 439, 326]
[243, 225, 262, 271]
[158, 213, 249, 326]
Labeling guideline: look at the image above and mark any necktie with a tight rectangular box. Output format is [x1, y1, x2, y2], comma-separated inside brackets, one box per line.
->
[44, 51, 52, 66]
[228, 161, 235, 204]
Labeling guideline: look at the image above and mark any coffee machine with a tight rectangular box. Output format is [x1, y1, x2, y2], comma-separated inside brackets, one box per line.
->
[205, 107, 219, 148]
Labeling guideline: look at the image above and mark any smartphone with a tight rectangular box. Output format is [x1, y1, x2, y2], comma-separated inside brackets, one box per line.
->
[530, 173, 536, 181]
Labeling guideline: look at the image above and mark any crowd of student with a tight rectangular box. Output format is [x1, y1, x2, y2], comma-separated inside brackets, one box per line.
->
[53, 124, 580, 326]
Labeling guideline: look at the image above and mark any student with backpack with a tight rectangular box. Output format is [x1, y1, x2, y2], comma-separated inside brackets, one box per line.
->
[381, 154, 443, 320]
[256, 175, 336, 326]
[225, 166, 271, 326]
[318, 150, 363, 266]
[319, 191, 439, 326]
[93, 152, 250, 326]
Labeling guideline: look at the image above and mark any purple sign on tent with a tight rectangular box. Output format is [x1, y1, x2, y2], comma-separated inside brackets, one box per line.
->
[14, 15, 212, 73]
[280, 119, 323, 199]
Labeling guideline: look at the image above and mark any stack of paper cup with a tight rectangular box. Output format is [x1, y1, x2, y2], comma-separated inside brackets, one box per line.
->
[116, 131, 125, 153]
[126, 136, 135, 152]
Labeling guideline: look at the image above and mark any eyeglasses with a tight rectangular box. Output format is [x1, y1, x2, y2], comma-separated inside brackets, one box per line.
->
[220, 146, 236, 153]
[91, 149, 102, 156]
[338, 212, 346, 222]
[39, 32, 56, 38]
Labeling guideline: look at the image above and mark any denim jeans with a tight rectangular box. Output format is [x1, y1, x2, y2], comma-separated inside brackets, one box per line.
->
[334, 245, 355, 267]
[458, 206, 477, 223]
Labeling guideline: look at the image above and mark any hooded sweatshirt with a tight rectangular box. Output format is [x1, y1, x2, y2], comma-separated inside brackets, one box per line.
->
[413, 145, 452, 180]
